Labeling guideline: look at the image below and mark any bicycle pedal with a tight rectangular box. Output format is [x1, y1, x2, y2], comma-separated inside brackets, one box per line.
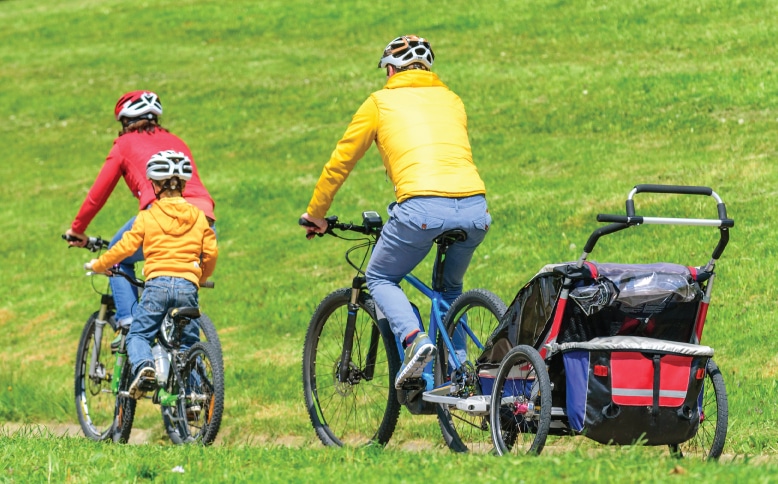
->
[186, 405, 202, 422]
[110, 334, 122, 354]
[400, 378, 425, 391]
[138, 381, 157, 392]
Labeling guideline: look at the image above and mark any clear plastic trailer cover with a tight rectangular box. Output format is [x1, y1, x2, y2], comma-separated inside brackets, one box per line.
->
[566, 262, 702, 315]
[478, 262, 704, 367]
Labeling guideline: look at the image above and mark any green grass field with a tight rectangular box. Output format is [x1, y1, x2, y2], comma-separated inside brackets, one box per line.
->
[2, 0, 778, 481]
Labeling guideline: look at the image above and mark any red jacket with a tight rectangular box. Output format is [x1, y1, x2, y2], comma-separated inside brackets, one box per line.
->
[71, 129, 215, 234]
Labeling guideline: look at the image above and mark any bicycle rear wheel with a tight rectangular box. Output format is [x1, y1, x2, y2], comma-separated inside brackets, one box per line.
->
[75, 312, 132, 441]
[669, 358, 728, 459]
[195, 313, 223, 368]
[302, 288, 401, 446]
[434, 289, 507, 453]
[160, 313, 222, 367]
[489, 345, 552, 456]
[164, 342, 224, 445]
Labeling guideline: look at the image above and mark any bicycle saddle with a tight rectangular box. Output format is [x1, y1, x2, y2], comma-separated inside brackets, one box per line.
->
[168, 307, 201, 320]
[434, 229, 467, 246]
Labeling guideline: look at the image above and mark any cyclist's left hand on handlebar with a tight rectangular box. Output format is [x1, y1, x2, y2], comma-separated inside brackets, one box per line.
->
[84, 259, 113, 275]
[299, 213, 328, 239]
[65, 229, 88, 248]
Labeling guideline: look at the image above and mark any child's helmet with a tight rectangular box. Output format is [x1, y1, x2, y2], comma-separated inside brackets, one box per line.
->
[114, 91, 163, 121]
[146, 150, 193, 181]
[377, 35, 434, 69]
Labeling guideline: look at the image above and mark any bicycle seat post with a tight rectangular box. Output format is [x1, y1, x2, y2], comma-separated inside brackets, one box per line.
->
[432, 230, 467, 292]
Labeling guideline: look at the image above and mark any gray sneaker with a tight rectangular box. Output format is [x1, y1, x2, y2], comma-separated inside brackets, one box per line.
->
[129, 364, 156, 400]
[395, 332, 436, 389]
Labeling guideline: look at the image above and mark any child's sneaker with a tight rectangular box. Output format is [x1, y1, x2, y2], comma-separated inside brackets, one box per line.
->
[129, 363, 156, 400]
[395, 332, 436, 389]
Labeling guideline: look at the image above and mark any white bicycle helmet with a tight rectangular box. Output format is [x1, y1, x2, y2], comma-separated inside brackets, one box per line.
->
[114, 91, 163, 121]
[377, 35, 434, 69]
[146, 150, 193, 181]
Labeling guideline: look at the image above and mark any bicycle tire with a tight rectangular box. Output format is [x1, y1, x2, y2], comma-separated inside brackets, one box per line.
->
[669, 358, 728, 460]
[164, 341, 225, 445]
[196, 313, 223, 368]
[489, 344, 552, 456]
[74, 312, 121, 441]
[434, 289, 507, 453]
[111, 356, 136, 444]
[160, 313, 222, 365]
[302, 288, 401, 447]
[160, 312, 223, 441]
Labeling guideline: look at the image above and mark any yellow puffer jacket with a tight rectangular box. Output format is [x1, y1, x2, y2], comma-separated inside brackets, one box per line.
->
[92, 197, 218, 286]
[307, 69, 486, 218]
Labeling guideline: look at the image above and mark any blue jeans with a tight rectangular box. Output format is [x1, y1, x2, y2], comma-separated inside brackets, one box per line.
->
[109, 216, 143, 327]
[365, 195, 491, 343]
[110, 215, 217, 328]
[126, 276, 200, 374]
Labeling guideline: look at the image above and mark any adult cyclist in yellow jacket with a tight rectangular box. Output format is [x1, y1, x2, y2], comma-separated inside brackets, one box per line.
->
[301, 35, 491, 390]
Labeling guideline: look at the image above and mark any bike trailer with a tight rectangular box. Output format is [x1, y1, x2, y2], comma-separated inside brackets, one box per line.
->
[479, 262, 712, 443]
[558, 336, 712, 445]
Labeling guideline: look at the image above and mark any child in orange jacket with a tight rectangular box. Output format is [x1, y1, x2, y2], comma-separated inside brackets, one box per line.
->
[87, 150, 218, 398]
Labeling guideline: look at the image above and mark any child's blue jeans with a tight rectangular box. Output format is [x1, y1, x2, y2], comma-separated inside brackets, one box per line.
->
[126, 276, 200, 375]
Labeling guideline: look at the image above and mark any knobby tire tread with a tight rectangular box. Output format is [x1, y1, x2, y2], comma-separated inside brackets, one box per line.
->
[302, 288, 401, 447]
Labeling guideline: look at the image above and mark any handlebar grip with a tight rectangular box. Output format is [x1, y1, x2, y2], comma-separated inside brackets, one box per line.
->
[596, 214, 643, 224]
[298, 217, 317, 227]
[200, 280, 215, 289]
[633, 184, 713, 196]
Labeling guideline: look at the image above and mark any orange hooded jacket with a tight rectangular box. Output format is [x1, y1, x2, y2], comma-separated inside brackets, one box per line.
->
[92, 197, 217, 286]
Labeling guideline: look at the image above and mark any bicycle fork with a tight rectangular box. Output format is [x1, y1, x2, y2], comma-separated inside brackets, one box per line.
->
[338, 276, 380, 384]
[91, 296, 115, 384]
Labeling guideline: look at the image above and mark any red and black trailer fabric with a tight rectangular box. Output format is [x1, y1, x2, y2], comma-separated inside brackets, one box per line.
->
[559, 336, 712, 445]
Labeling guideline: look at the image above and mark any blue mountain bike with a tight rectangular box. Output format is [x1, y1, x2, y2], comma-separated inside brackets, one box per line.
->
[301, 211, 507, 452]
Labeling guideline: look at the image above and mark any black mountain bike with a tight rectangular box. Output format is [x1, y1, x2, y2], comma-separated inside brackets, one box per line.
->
[65, 235, 224, 444]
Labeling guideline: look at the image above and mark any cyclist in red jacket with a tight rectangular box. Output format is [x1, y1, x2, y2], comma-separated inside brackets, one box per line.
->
[66, 91, 215, 331]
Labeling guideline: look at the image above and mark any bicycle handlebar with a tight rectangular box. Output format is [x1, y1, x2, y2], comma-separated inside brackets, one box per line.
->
[67, 233, 214, 289]
[298, 214, 382, 237]
[86, 269, 214, 289]
[62, 234, 109, 252]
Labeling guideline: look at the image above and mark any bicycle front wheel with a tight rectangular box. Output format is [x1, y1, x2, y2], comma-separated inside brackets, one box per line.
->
[112, 356, 136, 444]
[434, 289, 507, 453]
[669, 358, 728, 460]
[490, 345, 552, 456]
[74, 312, 127, 441]
[164, 341, 225, 445]
[302, 288, 401, 447]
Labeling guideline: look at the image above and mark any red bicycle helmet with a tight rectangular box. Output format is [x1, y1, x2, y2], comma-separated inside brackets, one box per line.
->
[114, 91, 163, 121]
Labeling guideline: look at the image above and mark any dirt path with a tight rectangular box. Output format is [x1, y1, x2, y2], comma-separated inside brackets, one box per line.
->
[1, 422, 152, 445]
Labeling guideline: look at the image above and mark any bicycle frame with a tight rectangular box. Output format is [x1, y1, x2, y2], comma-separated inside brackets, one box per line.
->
[336, 233, 487, 397]
[397, 273, 486, 391]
